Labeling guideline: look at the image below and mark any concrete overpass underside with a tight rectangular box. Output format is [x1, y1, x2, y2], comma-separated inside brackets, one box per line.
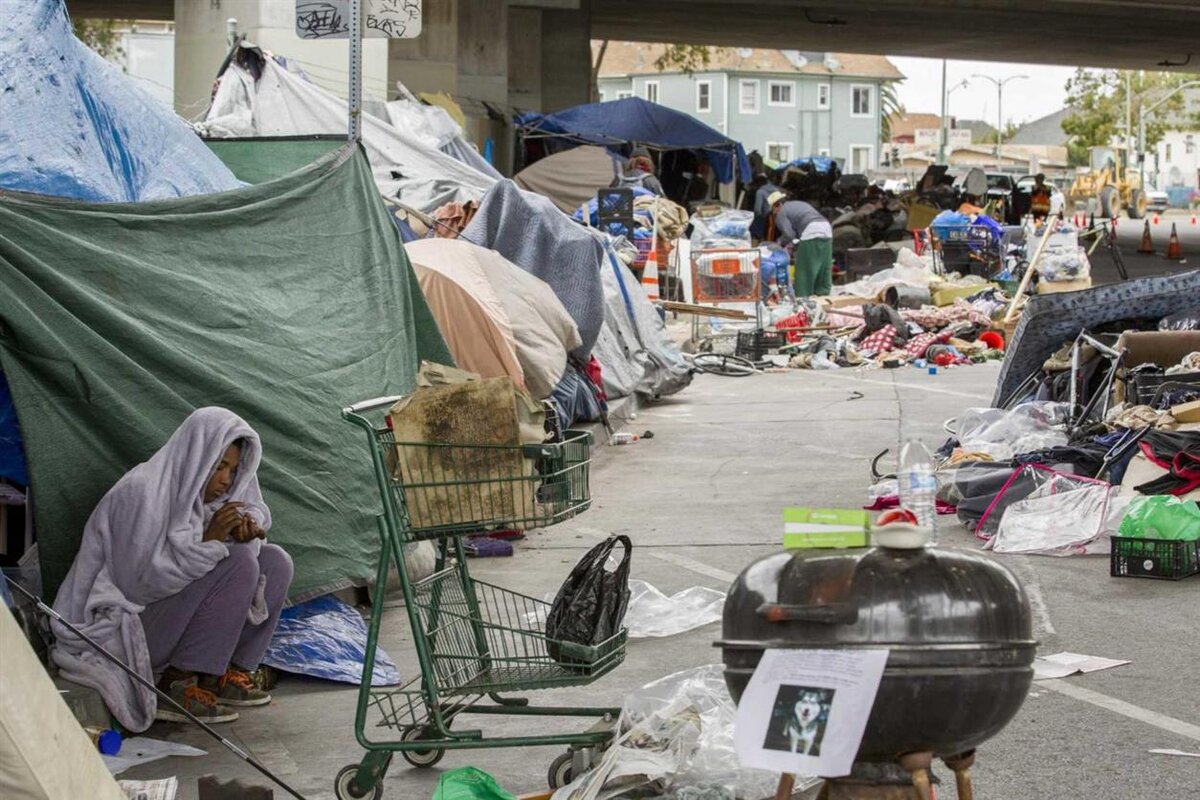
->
[69, 0, 1199, 72]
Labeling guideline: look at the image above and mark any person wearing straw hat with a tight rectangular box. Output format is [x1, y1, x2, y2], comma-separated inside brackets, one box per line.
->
[769, 191, 833, 297]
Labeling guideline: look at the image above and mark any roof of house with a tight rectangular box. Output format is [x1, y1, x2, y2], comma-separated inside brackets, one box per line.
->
[594, 41, 903, 81]
[956, 119, 997, 141]
[887, 112, 948, 140]
[1008, 108, 1071, 146]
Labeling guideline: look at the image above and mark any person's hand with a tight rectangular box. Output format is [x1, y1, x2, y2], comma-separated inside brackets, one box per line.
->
[230, 515, 266, 543]
[203, 502, 245, 542]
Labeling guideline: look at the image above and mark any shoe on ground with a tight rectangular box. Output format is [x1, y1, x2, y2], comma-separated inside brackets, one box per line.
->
[200, 667, 272, 707]
[155, 677, 239, 723]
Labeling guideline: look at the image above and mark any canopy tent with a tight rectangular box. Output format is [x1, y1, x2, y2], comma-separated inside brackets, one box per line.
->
[0, 145, 452, 600]
[201, 44, 494, 212]
[405, 239, 582, 399]
[517, 97, 751, 185]
[994, 270, 1200, 406]
[513, 146, 623, 213]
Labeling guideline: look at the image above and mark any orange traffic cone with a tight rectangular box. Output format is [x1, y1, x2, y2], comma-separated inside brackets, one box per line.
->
[1138, 220, 1155, 254]
[1166, 223, 1182, 260]
[642, 247, 661, 301]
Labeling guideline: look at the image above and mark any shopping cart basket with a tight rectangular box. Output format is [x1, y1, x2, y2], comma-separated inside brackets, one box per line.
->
[334, 397, 625, 799]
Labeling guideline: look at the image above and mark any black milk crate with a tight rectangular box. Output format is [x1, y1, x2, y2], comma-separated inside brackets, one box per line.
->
[736, 329, 788, 361]
[1110, 536, 1200, 580]
[1128, 371, 1200, 409]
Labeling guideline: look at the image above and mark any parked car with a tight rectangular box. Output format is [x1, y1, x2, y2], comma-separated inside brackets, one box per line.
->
[1145, 189, 1170, 214]
[1014, 175, 1066, 219]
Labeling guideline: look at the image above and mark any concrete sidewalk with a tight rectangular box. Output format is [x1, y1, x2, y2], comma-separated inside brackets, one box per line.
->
[123, 366, 1199, 800]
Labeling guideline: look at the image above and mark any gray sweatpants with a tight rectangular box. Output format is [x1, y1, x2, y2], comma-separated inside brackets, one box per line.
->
[141, 543, 293, 676]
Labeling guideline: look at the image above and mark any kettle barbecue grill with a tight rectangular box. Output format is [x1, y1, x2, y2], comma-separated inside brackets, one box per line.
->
[717, 545, 1036, 798]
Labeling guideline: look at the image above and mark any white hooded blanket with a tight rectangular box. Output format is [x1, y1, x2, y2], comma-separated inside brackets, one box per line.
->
[50, 407, 271, 732]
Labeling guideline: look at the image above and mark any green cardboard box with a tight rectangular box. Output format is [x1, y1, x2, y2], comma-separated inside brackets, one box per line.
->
[783, 507, 870, 549]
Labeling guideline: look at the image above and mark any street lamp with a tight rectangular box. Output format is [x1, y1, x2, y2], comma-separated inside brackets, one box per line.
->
[939, 76, 970, 164]
[971, 74, 1028, 164]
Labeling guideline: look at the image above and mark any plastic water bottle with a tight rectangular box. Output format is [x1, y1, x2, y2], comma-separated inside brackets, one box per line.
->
[898, 438, 938, 539]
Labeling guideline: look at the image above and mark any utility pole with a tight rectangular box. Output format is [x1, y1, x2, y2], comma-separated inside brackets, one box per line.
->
[972, 74, 1028, 165]
[939, 60, 947, 165]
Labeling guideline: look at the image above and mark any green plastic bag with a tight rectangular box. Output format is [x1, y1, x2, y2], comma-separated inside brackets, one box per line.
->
[1118, 496, 1200, 541]
[432, 768, 517, 800]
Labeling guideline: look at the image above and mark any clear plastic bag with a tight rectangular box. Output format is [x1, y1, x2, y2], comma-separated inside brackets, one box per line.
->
[987, 479, 1116, 556]
[623, 581, 725, 638]
[551, 665, 808, 800]
[954, 402, 1071, 461]
[689, 210, 754, 249]
[977, 464, 1104, 539]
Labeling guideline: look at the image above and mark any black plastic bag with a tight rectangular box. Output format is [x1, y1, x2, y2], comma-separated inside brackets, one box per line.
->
[545, 535, 631, 663]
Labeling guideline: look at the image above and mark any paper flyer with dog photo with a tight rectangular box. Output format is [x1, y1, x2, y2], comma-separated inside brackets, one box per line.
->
[734, 648, 889, 777]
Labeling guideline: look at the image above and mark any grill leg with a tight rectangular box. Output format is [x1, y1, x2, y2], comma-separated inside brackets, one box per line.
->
[898, 752, 934, 800]
[942, 750, 976, 800]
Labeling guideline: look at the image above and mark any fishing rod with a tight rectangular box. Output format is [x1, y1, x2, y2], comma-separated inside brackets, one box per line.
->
[2, 575, 309, 800]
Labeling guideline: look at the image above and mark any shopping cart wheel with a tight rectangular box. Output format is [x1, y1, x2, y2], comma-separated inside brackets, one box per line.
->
[400, 726, 446, 768]
[334, 764, 382, 800]
[547, 751, 575, 789]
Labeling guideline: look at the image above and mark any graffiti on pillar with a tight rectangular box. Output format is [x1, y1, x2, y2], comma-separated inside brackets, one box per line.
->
[295, 0, 422, 39]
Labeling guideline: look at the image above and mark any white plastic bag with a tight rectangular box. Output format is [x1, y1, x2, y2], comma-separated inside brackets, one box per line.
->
[988, 482, 1116, 556]
[954, 402, 1071, 460]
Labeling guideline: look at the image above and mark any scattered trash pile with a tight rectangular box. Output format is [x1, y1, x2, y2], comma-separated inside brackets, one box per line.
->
[897, 314, 1200, 576]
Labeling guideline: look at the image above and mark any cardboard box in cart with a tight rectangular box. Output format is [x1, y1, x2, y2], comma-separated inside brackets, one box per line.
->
[1114, 331, 1200, 404]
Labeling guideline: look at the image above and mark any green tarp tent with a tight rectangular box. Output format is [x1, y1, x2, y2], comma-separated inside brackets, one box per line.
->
[0, 144, 452, 599]
[204, 135, 345, 185]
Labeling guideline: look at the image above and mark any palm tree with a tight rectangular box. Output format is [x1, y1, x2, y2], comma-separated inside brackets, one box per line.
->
[879, 81, 903, 144]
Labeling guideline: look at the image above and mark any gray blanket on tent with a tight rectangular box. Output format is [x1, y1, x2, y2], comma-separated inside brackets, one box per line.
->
[993, 270, 1200, 406]
[463, 180, 605, 359]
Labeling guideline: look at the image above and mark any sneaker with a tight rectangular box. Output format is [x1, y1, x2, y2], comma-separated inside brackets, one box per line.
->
[155, 677, 239, 724]
[200, 667, 272, 707]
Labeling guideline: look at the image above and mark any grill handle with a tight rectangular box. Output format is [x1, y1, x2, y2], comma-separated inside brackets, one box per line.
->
[757, 602, 859, 625]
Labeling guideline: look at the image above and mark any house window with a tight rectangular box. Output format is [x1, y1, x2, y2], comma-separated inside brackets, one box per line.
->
[696, 80, 711, 112]
[740, 80, 759, 114]
[851, 85, 873, 117]
[817, 84, 830, 109]
[768, 81, 795, 107]
[849, 145, 874, 173]
[766, 142, 793, 163]
[644, 81, 659, 103]
[598, 90, 607, 102]
[1165, 143, 1173, 161]
[616, 90, 633, 100]
[817, 148, 831, 157]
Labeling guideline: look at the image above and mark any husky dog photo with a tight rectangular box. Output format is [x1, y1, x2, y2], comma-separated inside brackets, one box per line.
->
[762, 685, 835, 756]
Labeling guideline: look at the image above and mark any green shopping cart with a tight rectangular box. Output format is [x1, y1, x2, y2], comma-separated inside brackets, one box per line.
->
[334, 396, 626, 799]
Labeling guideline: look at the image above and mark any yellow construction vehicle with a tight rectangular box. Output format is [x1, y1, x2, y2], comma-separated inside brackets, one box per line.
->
[1067, 146, 1147, 219]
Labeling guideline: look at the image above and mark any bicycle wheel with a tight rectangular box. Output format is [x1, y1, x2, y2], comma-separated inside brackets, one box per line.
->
[690, 352, 758, 377]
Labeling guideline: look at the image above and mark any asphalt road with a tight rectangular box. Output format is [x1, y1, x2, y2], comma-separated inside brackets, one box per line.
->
[130, 365, 1200, 800]
[1085, 208, 1197, 284]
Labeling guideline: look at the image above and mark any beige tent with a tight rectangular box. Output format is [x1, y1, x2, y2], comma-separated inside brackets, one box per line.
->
[514, 146, 621, 213]
[406, 239, 582, 399]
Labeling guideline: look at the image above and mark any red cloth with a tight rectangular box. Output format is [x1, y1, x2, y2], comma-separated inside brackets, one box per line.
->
[859, 324, 899, 355]
[774, 311, 811, 343]
[585, 356, 607, 402]
[865, 496, 958, 515]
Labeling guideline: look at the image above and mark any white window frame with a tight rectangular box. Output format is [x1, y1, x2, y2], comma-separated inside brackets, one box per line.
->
[616, 90, 633, 100]
[643, 80, 660, 104]
[817, 83, 830, 110]
[739, 79, 760, 115]
[850, 84, 874, 118]
[848, 144, 875, 173]
[598, 89, 607, 102]
[696, 80, 712, 113]
[767, 80, 795, 107]
[765, 141, 794, 163]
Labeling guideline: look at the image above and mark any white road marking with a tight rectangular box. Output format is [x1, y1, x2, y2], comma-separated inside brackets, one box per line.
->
[1038, 679, 1200, 742]
[812, 370, 993, 400]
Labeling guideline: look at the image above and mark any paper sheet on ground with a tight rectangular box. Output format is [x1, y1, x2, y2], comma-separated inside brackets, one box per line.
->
[1149, 749, 1200, 758]
[118, 777, 178, 800]
[1033, 652, 1130, 680]
[102, 737, 206, 775]
[734, 649, 888, 778]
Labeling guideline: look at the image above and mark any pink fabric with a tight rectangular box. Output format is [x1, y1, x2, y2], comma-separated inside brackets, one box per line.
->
[865, 495, 957, 515]
[859, 324, 899, 355]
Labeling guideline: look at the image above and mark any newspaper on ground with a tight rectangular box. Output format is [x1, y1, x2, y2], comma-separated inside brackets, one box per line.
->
[102, 737, 206, 775]
[733, 649, 889, 778]
[118, 776, 178, 800]
[1033, 652, 1131, 680]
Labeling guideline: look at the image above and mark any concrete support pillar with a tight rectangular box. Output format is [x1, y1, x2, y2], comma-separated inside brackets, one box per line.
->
[388, 0, 510, 172]
[539, 0, 591, 113]
[507, 7, 543, 114]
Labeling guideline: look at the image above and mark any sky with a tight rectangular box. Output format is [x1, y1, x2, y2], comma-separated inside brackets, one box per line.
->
[888, 56, 1079, 128]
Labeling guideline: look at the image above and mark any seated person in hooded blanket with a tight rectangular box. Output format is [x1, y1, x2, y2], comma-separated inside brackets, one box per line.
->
[51, 407, 293, 730]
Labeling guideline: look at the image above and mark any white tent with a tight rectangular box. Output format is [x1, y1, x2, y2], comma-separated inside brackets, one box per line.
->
[201, 44, 494, 212]
[406, 239, 582, 399]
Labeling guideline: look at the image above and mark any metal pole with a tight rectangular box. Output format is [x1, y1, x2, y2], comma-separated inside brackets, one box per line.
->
[348, 0, 363, 141]
[996, 82, 1003, 162]
[1139, 109, 1146, 191]
[939, 59, 947, 164]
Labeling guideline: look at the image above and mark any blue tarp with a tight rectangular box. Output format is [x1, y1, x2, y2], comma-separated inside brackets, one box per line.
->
[518, 98, 751, 185]
[0, 0, 240, 201]
[784, 156, 839, 174]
